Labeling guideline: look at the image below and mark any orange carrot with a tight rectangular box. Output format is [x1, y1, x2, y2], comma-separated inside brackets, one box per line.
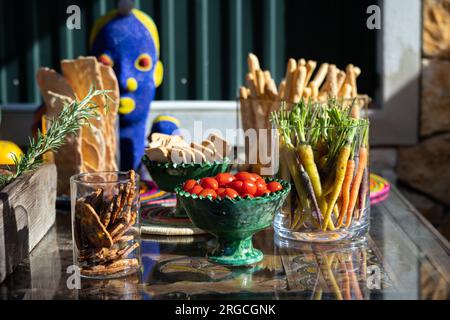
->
[345, 147, 368, 227]
[336, 159, 355, 227]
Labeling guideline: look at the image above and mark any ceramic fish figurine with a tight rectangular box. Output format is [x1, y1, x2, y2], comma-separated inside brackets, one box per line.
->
[90, 2, 163, 170]
[150, 115, 180, 137]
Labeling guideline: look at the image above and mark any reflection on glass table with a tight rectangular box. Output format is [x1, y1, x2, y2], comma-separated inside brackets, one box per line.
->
[0, 184, 449, 300]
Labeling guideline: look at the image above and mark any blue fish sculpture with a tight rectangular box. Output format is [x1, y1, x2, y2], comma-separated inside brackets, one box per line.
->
[90, 8, 163, 170]
[150, 115, 180, 138]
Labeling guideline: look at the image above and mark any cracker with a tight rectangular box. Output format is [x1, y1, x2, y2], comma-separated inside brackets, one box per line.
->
[36, 69, 82, 195]
[61, 57, 107, 173]
[85, 188, 104, 214]
[117, 242, 140, 259]
[206, 133, 231, 158]
[151, 132, 174, 143]
[99, 64, 119, 171]
[109, 222, 126, 238]
[115, 235, 134, 243]
[80, 258, 138, 276]
[146, 146, 169, 162]
[80, 203, 113, 249]
[170, 147, 188, 163]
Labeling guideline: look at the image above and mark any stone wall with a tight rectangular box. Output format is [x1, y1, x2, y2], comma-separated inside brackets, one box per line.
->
[396, 0, 450, 239]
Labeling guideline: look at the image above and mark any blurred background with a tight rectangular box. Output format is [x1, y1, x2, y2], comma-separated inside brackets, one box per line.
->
[0, 0, 449, 240]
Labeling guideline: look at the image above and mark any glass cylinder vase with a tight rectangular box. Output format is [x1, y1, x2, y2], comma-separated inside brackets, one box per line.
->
[70, 171, 141, 279]
[273, 105, 370, 242]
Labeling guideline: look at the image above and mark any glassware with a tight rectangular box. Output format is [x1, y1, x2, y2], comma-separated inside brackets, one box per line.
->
[272, 100, 370, 242]
[238, 96, 370, 175]
[274, 236, 371, 299]
[70, 171, 141, 279]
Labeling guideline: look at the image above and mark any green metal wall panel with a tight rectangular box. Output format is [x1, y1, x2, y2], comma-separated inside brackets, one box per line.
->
[0, 0, 288, 104]
[0, 0, 377, 104]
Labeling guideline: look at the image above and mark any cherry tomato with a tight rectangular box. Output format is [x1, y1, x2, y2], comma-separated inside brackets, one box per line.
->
[190, 185, 204, 195]
[223, 188, 239, 199]
[183, 179, 198, 192]
[227, 180, 244, 194]
[200, 177, 219, 190]
[267, 181, 283, 192]
[215, 173, 236, 187]
[216, 187, 226, 198]
[199, 188, 217, 198]
[241, 180, 257, 195]
[260, 190, 271, 196]
[251, 173, 262, 180]
[234, 172, 258, 182]
[241, 193, 254, 198]
[254, 179, 267, 195]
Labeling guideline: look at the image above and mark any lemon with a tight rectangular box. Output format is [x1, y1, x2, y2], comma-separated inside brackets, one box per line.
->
[0, 140, 23, 165]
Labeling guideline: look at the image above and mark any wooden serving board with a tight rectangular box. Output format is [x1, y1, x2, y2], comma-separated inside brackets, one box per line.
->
[0, 164, 57, 283]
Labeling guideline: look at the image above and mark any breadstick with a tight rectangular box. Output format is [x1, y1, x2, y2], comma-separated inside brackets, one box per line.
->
[246, 73, 258, 98]
[298, 58, 306, 67]
[278, 80, 287, 100]
[302, 87, 312, 100]
[353, 66, 361, 97]
[319, 64, 338, 98]
[344, 64, 357, 98]
[305, 60, 317, 86]
[247, 53, 261, 77]
[283, 58, 297, 101]
[337, 70, 346, 94]
[265, 78, 278, 100]
[256, 69, 266, 96]
[239, 86, 248, 99]
[341, 83, 353, 99]
[292, 66, 307, 102]
[288, 67, 299, 102]
[264, 70, 272, 83]
[310, 63, 328, 100]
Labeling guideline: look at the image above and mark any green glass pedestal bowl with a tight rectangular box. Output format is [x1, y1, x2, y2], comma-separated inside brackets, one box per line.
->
[175, 178, 290, 266]
[142, 156, 232, 217]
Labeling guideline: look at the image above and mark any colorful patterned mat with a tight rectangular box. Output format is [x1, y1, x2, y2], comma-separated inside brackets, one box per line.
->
[139, 180, 205, 235]
[369, 173, 390, 204]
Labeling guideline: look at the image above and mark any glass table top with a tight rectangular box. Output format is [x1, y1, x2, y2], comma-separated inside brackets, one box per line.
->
[1, 185, 449, 300]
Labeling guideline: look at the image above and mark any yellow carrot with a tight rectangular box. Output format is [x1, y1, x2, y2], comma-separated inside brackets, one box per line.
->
[298, 144, 323, 200]
[336, 159, 355, 227]
[322, 144, 352, 231]
[345, 147, 368, 228]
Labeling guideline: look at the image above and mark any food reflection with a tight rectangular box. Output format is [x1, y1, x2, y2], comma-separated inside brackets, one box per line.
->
[275, 237, 391, 300]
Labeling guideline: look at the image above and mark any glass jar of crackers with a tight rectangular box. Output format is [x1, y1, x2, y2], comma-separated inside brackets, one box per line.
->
[70, 171, 141, 279]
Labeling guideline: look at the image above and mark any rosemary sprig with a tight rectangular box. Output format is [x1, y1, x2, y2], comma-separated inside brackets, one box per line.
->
[0, 87, 111, 189]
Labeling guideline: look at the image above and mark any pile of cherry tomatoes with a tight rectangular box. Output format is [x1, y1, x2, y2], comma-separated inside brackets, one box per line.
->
[182, 172, 283, 200]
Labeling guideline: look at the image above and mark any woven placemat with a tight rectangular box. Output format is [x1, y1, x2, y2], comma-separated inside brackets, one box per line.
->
[140, 180, 207, 236]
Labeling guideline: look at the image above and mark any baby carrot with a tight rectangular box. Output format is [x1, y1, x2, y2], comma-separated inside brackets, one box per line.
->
[336, 159, 355, 227]
[322, 144, 352, 231]
[356, 168, 368, 220]
[298, 162, 323, 228]
[345, 146, 368, 227]
[298, 143, 323, 200]
[322, 126, 356, 231]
